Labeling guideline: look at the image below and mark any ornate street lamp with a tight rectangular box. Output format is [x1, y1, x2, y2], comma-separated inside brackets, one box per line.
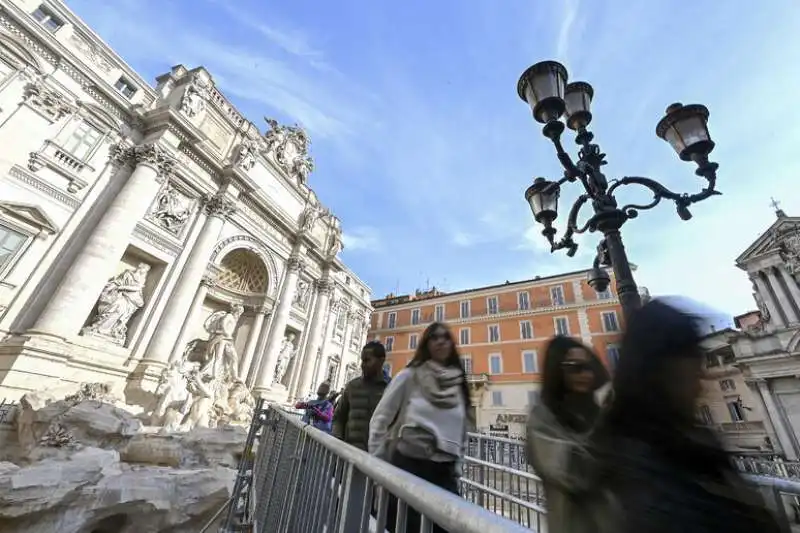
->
[518, 61, 720, 319]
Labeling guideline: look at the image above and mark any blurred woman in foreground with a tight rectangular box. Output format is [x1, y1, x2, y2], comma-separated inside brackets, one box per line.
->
[525, 336, 611, 533]
[595, 300, 782, 533]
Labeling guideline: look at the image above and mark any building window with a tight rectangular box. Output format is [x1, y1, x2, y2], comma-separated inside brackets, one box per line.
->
[727, 400, 746, 422]
[519, 320, 533, 340]
[387, 312, 396, 329]
[697, 405, 713, 425]
[114, 77, 137, 99]
[411, 308, 420, 325]
[384, 336, 394, 352]
[518, 291, 530, 310]
[0, 223, 29, 274]
[460, 300, 470, 318]
[554, 317, 569, 336]
[489, 353, 502, 374]
[528, 390, 540, 406]
[492, 390, 503, 406]
[721, 350, 735, 364]
[408, 334, 418, 350]
[705, 353, 719, 368]
[602, 311, 619, 332]
[335, 309, 346, 330]
[551, 286, 565, 306]
[606, 344, 621, 368]
[488, 324, 500, 343]
[719, 379, 736, 392]
[597, 288, 612, 300]
[435, 304, 445, 322]
[32, 5, 63, 32]
[460, 355, 473, 374]
[459, 327, 470, 345]
[522, 350, 538, 373]
[487, 296, 499, 314]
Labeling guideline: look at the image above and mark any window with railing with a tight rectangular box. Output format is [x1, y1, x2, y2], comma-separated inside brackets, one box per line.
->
[518, 291, 530, 310]
[460, 355, 473, 374]
[727, 400, 746, 422]
[487, 296, 499, 315]
[551, 285, 565, 306]
[459, 327, 470, 345]
[519, 320, 533, 340]
[488, 324, 500, 342]
[460, 300, 470, 318]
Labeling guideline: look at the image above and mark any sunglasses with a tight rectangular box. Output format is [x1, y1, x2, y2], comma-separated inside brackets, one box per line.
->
[562, 360, 593, 374]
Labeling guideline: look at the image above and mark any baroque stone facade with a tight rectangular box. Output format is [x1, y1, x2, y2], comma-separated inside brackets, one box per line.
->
[0, 0, 372, 410]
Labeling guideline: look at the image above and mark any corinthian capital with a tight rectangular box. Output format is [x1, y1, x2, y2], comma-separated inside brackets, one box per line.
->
[202, 192, 237, 219]
[315, 277, 334, 296]
[133, 144, 175, 180]
[286, 255, 306, 273]
[108, 143, 135, 169]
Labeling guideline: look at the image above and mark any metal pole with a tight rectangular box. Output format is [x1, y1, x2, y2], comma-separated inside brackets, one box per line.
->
[596, 210, 642, 321]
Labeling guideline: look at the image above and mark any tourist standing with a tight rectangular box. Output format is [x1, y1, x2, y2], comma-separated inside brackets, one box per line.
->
[369, 322, 471, 533]
[332, 341, 389, 451]
[295, 381, 334, 433]
[594, 300, 782, 533]
[525, 336, 611, 533]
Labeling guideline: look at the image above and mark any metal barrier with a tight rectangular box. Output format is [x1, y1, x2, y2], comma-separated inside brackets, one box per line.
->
[239, 406, 535, 533]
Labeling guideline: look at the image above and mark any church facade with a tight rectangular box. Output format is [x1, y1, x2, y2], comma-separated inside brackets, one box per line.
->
[0, 0, 372, 409]
[701, 205, 800, 460]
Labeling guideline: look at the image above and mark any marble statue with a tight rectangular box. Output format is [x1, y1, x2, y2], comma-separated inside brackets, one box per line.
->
[151, 185, 192, 234]
[262, 117, 314, 182]
[293, 280, 310, 310]
[235, 139, 258, 172]
[82, 263, 150, 344]
[179, 77, 208, 118]
[274, 332, 297, 386]
[149, 304, 255, 431]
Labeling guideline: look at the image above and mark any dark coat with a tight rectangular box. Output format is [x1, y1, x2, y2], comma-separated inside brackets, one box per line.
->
[332, 375, 388, 451]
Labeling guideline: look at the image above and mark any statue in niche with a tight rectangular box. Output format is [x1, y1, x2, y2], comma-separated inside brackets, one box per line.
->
[274, 332, 297, 386]
[82, 263, 150, 345]
[235, 139, 259, 172]
[179, 77, 209, 118]
[293, 280, 310, 310]
[150, 185, 193, 234]
[754, 290, 771, 323]
[148, 303, 255, 431]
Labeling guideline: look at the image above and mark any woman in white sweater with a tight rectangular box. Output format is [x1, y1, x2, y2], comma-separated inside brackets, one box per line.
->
[369, 321, 471, 533]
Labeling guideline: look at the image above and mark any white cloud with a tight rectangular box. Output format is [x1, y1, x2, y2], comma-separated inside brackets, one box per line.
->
[342, 227, 382, 252]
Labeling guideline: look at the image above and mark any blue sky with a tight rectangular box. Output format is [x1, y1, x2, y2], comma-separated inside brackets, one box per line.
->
[66, 0, 800, 317]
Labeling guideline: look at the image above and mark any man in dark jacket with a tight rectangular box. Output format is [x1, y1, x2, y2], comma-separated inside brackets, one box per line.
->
[332, 341, 389, 451]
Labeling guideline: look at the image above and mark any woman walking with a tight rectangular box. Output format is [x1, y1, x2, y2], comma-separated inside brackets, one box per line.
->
[595, 300, 782, 533]
[525, 336, 611, 533]
[369, 322, 471, 533]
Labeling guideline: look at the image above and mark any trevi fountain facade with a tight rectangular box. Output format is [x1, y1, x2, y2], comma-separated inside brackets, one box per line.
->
[0, 2, 374, 530]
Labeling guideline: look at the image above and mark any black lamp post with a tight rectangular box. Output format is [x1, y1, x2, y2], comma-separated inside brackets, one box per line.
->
[518, 61, 720, 320]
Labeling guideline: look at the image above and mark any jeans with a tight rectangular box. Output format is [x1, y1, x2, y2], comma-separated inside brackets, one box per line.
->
[384, 452, 460, 533]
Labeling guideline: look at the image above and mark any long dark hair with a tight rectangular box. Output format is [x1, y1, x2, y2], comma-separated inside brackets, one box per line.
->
[409, 322, 472, 418]
[540, 335, 609, 432]
[598, 300, 728, 476]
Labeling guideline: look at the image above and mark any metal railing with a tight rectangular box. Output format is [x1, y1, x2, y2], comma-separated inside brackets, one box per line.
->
[234, 406, 535, 532]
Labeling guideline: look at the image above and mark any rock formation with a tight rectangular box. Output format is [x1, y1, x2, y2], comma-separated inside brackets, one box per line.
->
[0, 382, 250, 533]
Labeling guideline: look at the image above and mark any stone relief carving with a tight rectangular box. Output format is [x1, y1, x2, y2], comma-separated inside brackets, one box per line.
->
[82, 263, 150, 345]
[179, 76, 210, 118]
[150, 304, 253, 431]
[293, 279, 311, 310]
[234, 138, 262, 172]
[133, 144, 176, 180]
[68, 32, 113, 73]
[274, 332, 298, 386]
[262, 117, 315, 184]
[779, 231, 800, 275]
[202, 192, 237, 219]
[22, 80, 74, 122]
[148, 184, 194, 234]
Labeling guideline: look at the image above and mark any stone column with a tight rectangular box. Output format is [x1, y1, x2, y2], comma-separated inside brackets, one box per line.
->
[143, 193, 236, 365]
[293, 277, 334, 400]
[253, 255, 305, 394]
[334, 314, 356, 390]
[314, 299, 341, 388]
[767, 269, 799, 324]
[239, 305, 270, 379]
[779, 266, 800, 313]
[752, 274, 784, 328]
[32, 144, 174, 339]
[245, 310, 275, 387]
[755, 379, 798, 460]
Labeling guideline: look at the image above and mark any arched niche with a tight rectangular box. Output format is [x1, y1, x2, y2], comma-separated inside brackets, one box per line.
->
[217, 248, 269, 295]
[210, 235, 278, 297]
[0, 31, 43, 72]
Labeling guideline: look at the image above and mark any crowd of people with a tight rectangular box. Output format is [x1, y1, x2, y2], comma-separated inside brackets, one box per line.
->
[294, 300, 785, 533]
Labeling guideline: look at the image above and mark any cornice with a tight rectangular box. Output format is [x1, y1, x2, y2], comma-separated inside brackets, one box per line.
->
[370, 298, 621, 334]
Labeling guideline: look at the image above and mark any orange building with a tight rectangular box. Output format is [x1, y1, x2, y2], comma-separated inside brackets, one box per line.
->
[368, 269, 624, 437]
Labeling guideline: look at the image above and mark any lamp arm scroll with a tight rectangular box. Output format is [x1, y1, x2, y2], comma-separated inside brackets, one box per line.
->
[608, 176, 722, 221]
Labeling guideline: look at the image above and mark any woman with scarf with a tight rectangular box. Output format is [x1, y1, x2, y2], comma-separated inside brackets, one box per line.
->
[594, 300, 782, 533]
[525, 335, 611, 533]
[369, 322, 471, 533]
